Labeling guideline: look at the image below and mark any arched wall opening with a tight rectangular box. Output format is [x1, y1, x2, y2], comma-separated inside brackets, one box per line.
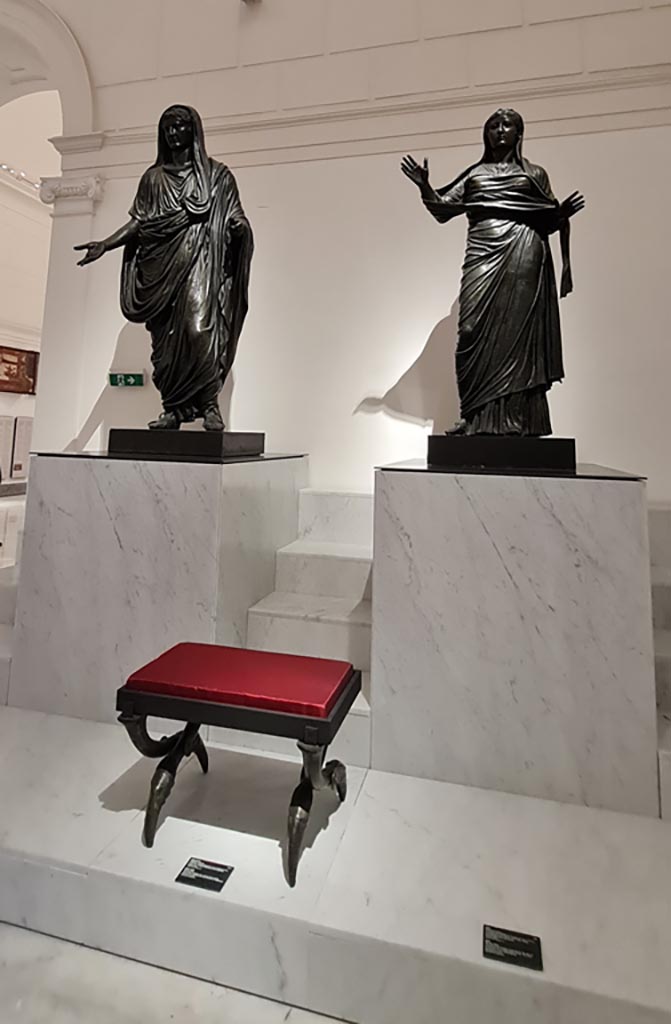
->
[0, 0, 92, 138]
[0, 0, 92, 583]
[0, 0, 95, 460]
[0, 89, 62, 454]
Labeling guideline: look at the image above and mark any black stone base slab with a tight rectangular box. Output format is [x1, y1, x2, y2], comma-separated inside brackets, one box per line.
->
[380, 459, 643, 482]
[427, 435, 576, 475]
[108, 428, 265, 463]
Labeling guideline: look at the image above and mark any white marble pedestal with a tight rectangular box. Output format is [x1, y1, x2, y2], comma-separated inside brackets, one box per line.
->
[8, 453, 308, 722]
[371, 462, 659, 817]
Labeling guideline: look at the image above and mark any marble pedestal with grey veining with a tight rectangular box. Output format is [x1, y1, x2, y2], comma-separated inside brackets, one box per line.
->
[8, 453, 308, 723]
[371, 465, 659, 816]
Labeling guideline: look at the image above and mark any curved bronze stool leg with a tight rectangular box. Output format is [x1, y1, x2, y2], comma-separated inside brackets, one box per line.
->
[118, 714, 207, 848]
[287, 774, 314, 888]
[286, 742, 348, 887]
[191, 731, 209, 774]
[143, 722, 205, 847]
[118, 711, 182, 758]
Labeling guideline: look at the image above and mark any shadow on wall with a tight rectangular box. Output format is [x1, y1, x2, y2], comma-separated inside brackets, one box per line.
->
[65, 323, 236, 451]
[353, 301, 461, 433]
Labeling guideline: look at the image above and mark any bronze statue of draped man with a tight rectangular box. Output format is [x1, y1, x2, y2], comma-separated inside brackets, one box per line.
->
[75, 104, 254, 431]
[402, 109, 584, 436]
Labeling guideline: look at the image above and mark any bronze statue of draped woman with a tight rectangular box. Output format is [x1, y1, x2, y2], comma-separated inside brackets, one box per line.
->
[75, 104, 254, 431]
[402, 109, 584, 436]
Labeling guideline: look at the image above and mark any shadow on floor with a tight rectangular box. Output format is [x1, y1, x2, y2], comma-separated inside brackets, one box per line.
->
[98, 744, 342, 886]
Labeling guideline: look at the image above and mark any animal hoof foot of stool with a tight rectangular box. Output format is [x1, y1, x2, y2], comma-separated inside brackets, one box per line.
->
[324, 760, 347, 802]
[143, 768, 175, 847]
[287, 806, 310, 888]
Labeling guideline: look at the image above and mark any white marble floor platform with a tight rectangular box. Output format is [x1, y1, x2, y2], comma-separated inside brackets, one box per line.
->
[0, 923, 335, 1023]
[2, 706, 671, 1023]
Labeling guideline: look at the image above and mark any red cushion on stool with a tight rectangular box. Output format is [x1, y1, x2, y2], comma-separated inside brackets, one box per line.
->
[126, 644, 354, 718]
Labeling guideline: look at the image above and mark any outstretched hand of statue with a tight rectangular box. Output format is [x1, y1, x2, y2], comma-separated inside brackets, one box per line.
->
[73, 241, 107, 266]
[401, 155, 430, 189]
[559, 191, 585, 221]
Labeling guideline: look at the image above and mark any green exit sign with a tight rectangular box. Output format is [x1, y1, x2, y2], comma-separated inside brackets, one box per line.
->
[109, 373, 144, 387]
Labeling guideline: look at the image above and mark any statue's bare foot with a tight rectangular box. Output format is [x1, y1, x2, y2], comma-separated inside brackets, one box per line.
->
[445, 419, 468, 435]
[148, 411, 180, 430]
[202, 405, 224, 432]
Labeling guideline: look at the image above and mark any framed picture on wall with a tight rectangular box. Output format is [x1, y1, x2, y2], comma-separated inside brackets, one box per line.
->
[0, 346, 39, 395]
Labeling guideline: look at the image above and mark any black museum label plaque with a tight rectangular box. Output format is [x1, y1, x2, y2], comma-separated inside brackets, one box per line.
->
[175, 857, 233, 893]
[483, 924, 543, 972]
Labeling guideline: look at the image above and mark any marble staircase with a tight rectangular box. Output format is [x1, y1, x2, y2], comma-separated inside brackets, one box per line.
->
[0, 497, 23, 701]
[0, 565, 17, 702]
[1, 486, 669, 786]
[650, 505, 671, 816]
[212, 491, 374, 767]
[652, 509, 671, 704]
[241, 494, 671, 801]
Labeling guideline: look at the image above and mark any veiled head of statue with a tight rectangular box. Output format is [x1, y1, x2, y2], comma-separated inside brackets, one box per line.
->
[154, 105, 212, 215]
[161, 109, 193, 153]
[156, 105, 208, 167]
[482, 108, 524, 163]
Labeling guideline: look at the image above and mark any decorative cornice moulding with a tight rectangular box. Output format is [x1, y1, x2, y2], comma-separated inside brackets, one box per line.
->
[49, 132, 105, 157]
[39, 175, 104, 205]
[0, 319, 41, 348]
[47, 65, 671, 172]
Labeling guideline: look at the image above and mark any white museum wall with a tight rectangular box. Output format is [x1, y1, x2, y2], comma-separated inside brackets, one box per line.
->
[0, 91, 61, 420]
[8, 0, 670, 498]
[0, 178, 45, 422]
[37, 0, 671, 105]
[66, 124, 671, 496]
[0, 91, 61, 181]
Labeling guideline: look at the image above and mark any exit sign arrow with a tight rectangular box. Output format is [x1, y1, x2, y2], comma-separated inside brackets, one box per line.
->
[109, 373, 145, 387]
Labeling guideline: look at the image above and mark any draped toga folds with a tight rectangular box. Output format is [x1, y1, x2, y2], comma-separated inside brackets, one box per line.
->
[120, 159, 253, 419]
[425, 161, 568, 435]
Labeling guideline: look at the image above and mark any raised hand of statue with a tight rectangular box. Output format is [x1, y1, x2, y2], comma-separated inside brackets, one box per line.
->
[559, 191, 585, 221]
[73, 241, 107, 267]
[401, 155, 430, 189]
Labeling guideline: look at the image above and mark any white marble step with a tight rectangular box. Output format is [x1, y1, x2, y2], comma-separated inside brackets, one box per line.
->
[658, 708, 671, 819]
[652, 566, 671, 631]
[247, 591, 372, 672]
[210, 687, 371, 768]
[298, 489, 373, 548]
[0, 623, 12, 703]
[649, 504, 671, 572]
[655, 629, 671, 711]
[276, 539, 372, 600]
[0, 566, 17, 627]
